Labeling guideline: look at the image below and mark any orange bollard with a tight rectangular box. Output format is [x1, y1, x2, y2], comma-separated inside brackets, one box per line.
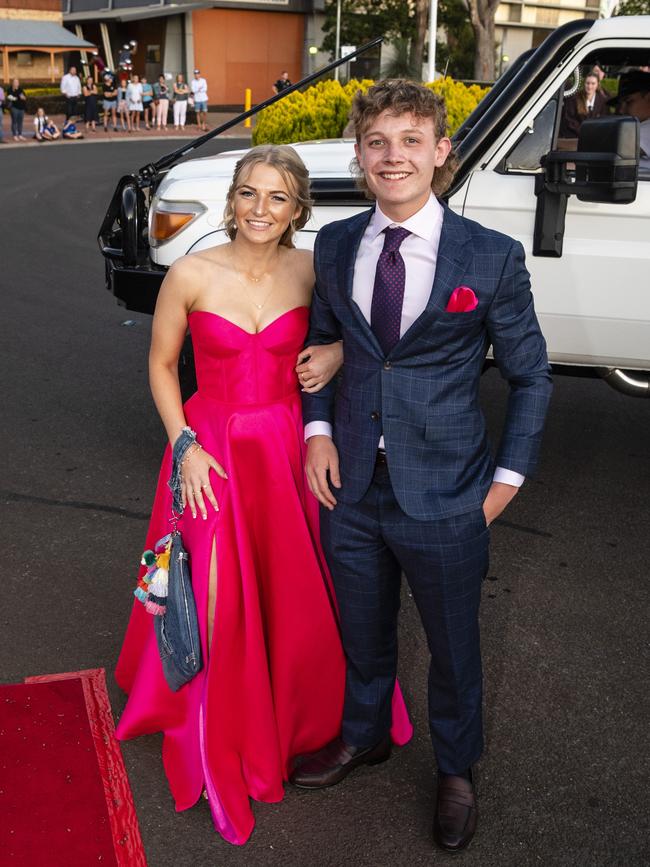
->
[244, 88, 252, 128]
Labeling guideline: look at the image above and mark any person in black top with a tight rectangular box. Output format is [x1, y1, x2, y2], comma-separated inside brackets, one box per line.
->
[6, 78, 27, 141]
[102, 73, 118, 132]
[273, 71, 291, 94]
[83, 75, 99, 131]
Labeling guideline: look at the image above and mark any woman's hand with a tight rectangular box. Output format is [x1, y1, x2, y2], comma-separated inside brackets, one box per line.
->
[181, 446, 228, 520]
[295, 341, 343, 393]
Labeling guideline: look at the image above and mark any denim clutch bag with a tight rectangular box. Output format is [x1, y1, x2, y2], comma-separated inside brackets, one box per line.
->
[153, 529, 203, 692]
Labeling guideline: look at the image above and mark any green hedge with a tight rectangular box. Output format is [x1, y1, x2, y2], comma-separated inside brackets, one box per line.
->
[252, 78, 489, 145]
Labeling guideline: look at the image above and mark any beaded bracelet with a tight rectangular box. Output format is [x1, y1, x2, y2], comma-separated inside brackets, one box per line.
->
[181, 443, 203, 465]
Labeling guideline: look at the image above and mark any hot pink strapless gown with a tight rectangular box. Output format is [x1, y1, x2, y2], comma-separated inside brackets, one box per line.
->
[115, 306, 412, 845]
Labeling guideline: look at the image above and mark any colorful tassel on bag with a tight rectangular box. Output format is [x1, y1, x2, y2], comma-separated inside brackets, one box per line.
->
[133, 533, 172, 614]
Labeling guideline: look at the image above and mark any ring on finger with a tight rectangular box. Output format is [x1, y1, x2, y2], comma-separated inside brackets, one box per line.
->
[201, 483, 209, 489]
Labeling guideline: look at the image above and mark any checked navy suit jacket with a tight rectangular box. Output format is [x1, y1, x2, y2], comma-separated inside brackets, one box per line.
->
[302, 202, 553, 521]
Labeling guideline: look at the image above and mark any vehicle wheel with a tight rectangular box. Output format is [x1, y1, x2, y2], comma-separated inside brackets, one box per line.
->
[178, 334, 197, 402]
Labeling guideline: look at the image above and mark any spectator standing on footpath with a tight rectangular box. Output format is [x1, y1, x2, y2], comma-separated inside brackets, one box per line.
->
[154, 74, 170, 130]
[190, 68, 209, 131]
[273, 70, 291, 94]
[102, 73, 118, 132]
[173, 72, 190, 129]
[0, 83, 5, 143]
[141, 76, 154, 129]
[83, 75, 99, 131]
[60, 66, 82, 120]
[127, 74, 144, 132]
[6, 78, 27, 141]
[118, 77, 131, 131]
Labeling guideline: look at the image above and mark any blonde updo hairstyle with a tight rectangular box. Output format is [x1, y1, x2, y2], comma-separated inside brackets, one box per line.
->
[223, 144, 313, 248]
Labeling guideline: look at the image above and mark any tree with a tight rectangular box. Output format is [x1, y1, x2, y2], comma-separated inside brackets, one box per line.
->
[615, 0, 650, 13]
[436, 0, 476, 80]
[321, 0, 415, 58]
[320, 0, 479, 82]
[463, 0, 499, 81]
[411, 0, 429, 79]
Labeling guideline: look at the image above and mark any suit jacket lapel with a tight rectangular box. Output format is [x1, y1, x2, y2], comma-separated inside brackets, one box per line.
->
[338, 208, 383, 354]
[393, 204, 470, 354]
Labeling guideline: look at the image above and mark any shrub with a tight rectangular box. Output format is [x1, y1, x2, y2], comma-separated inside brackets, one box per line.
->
[253, 77, 488, 144]
[25, 86, 61, 98]
[426, 79, 490, 135]
[252, 79, 373, 145]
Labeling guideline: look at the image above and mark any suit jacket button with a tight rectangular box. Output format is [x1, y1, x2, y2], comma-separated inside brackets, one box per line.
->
[370, 411, 380, 421]
[383, 361, 392, 370]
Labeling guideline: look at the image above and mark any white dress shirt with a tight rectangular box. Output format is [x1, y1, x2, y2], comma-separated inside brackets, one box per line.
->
[305, 193, 524, 488]
[60, 73, 81, 98]
[191, 77, 209, 102]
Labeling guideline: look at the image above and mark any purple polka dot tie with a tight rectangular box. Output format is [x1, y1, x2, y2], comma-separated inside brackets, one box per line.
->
[370, 226, 411, 356]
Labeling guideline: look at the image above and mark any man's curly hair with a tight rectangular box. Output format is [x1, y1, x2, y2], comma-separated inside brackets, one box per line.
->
[349, 79, 458, 198]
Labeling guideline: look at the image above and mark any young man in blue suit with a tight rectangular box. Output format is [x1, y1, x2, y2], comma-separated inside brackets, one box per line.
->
[291, 80, 553, 851]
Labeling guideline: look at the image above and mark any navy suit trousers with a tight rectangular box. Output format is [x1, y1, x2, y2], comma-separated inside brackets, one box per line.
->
[321, 460, 489, 775]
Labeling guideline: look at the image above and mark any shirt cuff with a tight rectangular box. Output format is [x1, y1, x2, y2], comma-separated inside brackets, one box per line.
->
[493, 466, 525, 488]
[304, 421, 333, 442]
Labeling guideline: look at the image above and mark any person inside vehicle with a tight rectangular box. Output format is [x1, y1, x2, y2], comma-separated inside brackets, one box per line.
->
[608, 70, 650, 170]
[560, 71, 608, 137]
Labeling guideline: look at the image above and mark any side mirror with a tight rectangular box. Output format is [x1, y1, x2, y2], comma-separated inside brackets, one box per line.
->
[533, 116, 639, 256]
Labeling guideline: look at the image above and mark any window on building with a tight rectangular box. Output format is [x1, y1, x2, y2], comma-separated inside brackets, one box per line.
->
[146, 45, 161, 64]
[508, 4, 522, 23]
[535, 8, 559, 26]
[16, 52, 33, 67]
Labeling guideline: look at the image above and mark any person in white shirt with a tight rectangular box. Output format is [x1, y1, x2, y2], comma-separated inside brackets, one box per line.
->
[291, 80, 552, 854]
[60, 66, 82, 120]
[126, 74, 144, 132]
[190, 69, 209, 131]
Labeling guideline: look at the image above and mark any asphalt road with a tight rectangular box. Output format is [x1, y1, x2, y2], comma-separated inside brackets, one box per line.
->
[1, 141, 649, 867]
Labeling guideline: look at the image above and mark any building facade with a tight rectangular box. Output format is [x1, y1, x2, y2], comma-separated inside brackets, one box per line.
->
[63, 0, 323, 108]
[1, 0, 92, 80]
[495, 0, 602, 72]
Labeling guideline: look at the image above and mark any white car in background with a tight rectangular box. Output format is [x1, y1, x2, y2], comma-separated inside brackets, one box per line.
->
[100, 16, 650, 397]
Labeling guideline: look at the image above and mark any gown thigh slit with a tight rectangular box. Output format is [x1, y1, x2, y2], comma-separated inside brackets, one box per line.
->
[207, 537, 217, 651]
[115, 307, 412, 846]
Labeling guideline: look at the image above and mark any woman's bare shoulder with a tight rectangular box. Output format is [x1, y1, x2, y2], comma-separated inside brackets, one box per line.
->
[285, 247, 314, 280]
[168, 245, 230, 280]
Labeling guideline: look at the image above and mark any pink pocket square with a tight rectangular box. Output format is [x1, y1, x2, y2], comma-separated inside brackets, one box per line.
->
[445, 286, 478, 313]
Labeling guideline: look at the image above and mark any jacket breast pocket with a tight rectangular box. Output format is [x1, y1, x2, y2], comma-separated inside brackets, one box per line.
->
[435, 308, 484, 330]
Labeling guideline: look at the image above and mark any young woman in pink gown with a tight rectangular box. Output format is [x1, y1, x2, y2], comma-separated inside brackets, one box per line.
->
[115, 145, 412, 846]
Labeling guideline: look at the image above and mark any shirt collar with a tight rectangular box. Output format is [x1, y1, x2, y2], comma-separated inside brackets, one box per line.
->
[367, 193, 443, 243]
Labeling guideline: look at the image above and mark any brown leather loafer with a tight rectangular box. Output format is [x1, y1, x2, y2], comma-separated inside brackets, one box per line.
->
[289, 736, 391, 789]
[433, 773, 478, 852]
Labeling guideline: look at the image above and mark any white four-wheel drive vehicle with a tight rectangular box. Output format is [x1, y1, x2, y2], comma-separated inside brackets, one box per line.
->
[99, 18, 650, 396]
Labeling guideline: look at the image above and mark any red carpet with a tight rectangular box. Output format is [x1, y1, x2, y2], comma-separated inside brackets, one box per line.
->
[0, 669, 146, 867]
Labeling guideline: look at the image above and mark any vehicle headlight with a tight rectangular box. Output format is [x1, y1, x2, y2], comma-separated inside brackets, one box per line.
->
[149, 200, 206, 247]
